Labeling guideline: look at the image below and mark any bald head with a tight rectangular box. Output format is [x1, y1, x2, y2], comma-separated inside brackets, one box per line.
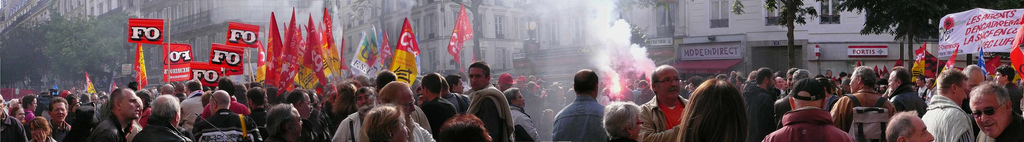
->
[160, 84, 175, 95]
[212, 90, 231, 110]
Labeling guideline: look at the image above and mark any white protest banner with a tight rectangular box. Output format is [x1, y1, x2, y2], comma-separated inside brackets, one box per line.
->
[939, 8, 1024, 57]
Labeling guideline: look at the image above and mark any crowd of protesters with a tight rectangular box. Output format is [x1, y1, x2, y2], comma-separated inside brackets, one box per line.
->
[5, 61, 1024, 142]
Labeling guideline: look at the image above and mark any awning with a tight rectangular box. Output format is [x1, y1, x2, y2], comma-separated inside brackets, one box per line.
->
[671, 59, 743, 74]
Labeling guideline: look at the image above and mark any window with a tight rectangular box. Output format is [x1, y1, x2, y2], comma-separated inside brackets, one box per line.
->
[710, 0, 729, 28]
[765, 0, 781, 25]
[495, 15, 505, 39]
[498, 48, 506, 68]
[820, 0, 840, 24]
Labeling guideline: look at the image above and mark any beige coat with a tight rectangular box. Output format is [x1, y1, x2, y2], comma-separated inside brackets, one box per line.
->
[638, 95, 688, 142]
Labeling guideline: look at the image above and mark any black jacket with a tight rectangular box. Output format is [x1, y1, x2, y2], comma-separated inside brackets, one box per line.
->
[1, 113, 28, 142]
[192, 109, 263, 142]
[741, 81, 776, 142]
[889, 84, 928, 117]
[86, 115, 129, 142]
[422, 97, 457, 139]
[444, 93, 472, 114]
[994, 113, 1024, 141]
[249, 108, 269, 139]
[773, 95, 792, 129]
[64, 104, 95, 142]
[301, 109, 332, 142]
[1006, 84, 1023, 114]
[132, 117, 193, 142]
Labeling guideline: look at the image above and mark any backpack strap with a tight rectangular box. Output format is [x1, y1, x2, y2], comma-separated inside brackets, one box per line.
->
[238, 114, 248, 139]
[349, 120, 355, 141]
[873, 97, 888, 107]
[846, 94, 862, 107]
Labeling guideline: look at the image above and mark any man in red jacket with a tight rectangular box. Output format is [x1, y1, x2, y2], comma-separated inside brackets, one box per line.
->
[764, 79, 854, 142]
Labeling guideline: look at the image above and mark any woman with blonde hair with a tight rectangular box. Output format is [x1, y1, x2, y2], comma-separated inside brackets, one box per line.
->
[361, 104, 409, 142]
[677, 79, 749, 142]
[28, 117, 56, 142]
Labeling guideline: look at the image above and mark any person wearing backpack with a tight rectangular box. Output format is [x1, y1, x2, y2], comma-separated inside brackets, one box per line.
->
[764, 79, 854, 142]
[921, 69, 975, 142]
[829, 66, 896, 141]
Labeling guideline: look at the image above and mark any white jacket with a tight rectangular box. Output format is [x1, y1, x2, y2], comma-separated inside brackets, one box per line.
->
[332, 113, 362, 142]
[511, 105, 538, 141]
[922, 95, 975, 142]
[410, 121, 435, 142]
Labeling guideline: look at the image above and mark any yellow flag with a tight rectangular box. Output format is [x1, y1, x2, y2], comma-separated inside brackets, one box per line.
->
[391, 19, 419, 84]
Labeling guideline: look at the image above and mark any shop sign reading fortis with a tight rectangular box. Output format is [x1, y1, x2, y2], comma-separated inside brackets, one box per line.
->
[678, 43, 743, 60]
[848, 46, 888, 57]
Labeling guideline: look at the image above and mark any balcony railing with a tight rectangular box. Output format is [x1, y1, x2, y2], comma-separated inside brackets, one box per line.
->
[820, 15, 840, 24]
[657, 26, 674, 37]
[710, 19, 729, 28]
[171, 11, 211, 34]
[765, 16, 782, 26]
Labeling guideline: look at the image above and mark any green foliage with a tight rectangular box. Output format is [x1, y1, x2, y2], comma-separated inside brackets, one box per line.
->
[0, 20, 50, 83]
[40, 11, 129, 80]
[838, 0, 1021, 41]
[764, 0, 818, 25]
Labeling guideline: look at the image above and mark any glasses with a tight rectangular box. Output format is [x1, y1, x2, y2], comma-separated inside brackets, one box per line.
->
[656, 78, 683, 83]
[973, 104, 1003, 118]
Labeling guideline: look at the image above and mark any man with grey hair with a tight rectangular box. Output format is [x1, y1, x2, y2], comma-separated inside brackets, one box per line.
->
[886, 111, 934, 142]
[922, 69, 975, 142]
[603, 102, 642, 142]
[830, 66, 896, 132]
[971, 83, 1024, 141]
[963, 65, 986, 128]
[773, 69, 810, 129]
[638, 66, 688, 142]
[503, 88, 538, 141]
[133, 95, 192, 142]
[887, 67, 928, 117]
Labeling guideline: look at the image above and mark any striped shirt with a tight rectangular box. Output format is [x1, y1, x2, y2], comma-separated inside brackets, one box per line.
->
[922, 95, 975, 142]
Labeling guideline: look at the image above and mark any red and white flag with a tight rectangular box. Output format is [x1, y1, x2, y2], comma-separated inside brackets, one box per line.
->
[447, 5, 473, 65]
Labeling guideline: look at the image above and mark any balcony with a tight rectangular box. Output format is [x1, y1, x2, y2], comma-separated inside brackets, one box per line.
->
[820, 15, 840, 24]
[171, 10, 211, 34]
[710, 19, 729, 28]
[657, 26, 674, 37]
[765, 16, 782, 26]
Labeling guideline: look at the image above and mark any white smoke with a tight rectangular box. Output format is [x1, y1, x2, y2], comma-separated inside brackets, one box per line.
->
[582, 0, 657, 99]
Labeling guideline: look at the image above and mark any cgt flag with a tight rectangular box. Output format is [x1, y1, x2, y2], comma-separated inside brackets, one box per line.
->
[278, 9, 303, 90]
[226, 22, 261, 48]
[447, 5, 473, 66]
[266, 12, 284, 87]
[380, 29, 393, 69]
[256, 41, 267, 82]
[303, 15, 327, 86]
[322, 8, 345, 76]
[1010, 13, 1024, 79]
[134, 44, 148, 87]
[391, 18, 420, 84]
[944, 46, 960, 72]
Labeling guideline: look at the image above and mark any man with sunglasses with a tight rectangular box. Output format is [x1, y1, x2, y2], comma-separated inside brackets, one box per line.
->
[970, 83, 1024, 141]
[921, 69, 975, 142]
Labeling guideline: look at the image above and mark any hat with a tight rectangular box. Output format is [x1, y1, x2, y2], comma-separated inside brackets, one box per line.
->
[789, 79, 825, 101]
[516, 75, 527, 83]
[499, 73, 515, 84]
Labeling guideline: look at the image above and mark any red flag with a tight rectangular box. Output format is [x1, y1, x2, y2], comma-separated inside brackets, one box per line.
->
[128, 18, 165, 44]
[857, 61, 862, 66]
[987, 55, 1002, 75]
[874, 65, 880, 75]
[448, 5, 473, 65]
[109, 82, 117, 93]
[210, 43, 246, 76]
[306, 14, 327, 85]
[1010, 14, 1024, 77]
[134, 43, 148, 87]
[883, 66, 889, 75]
[944, 46, 960, 71]
[897, 57, 905, 66]
[279, 9, 302, 90]
[380, 30, 393, 68]
[265, 12, 284, 87]
[322, 8, 346, 71]
[257, 41, 266, 67]
[190, 62, 223, 87]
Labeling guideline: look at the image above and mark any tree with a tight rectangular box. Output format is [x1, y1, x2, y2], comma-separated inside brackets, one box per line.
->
[0, 20, 50, 84]
[762, 0, 818, 68]
[42, 10, 129, 80]
[838, 0, 1019, 67]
